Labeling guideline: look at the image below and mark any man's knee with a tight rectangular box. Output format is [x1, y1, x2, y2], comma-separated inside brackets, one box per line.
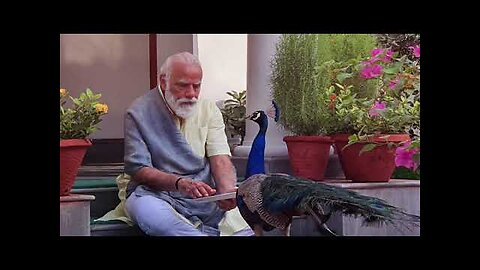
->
[126, 194, 198, 236]
[136, 216, 172, 236]
[126, 195, 171, 235]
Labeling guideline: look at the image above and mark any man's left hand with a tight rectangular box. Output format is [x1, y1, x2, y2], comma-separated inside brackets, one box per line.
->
[216, 187, 237, 211]
[217, 198, 236, 211]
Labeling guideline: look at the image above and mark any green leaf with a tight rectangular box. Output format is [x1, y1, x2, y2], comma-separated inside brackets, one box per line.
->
[412, 152, 420, 163]
[71, 98, 81, 106]
[348, 134, 359, 142]
[359, 143, 377, 155]
[336, 72, 352, 83]
[226, 92, 237, 99]
[334, 83, 345, 90]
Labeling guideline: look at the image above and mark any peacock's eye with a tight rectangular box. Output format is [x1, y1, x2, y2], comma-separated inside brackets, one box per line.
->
[251, 112, 260, 121]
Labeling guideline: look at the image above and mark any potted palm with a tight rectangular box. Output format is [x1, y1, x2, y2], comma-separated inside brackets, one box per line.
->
[331, 45, 420, 182]
[220, 90, 247, 151]
[60, 88, 108, 195]
[271, 34, 377, 181]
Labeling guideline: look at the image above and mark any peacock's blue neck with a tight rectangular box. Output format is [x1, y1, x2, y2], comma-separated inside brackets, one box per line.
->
[245, 118, 268, 179]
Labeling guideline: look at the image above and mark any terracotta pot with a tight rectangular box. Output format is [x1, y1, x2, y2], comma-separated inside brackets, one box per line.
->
[332, 134, 410, 182]
[60, 139, 92, 196]
[283, 136, 333, 181]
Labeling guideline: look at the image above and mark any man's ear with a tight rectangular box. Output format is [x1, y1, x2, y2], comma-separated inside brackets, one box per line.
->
[159, 74, 167, 94]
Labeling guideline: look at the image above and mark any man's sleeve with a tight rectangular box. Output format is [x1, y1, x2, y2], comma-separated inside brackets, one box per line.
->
[205, 101, 231, 157]
[124, 112, 153, 175]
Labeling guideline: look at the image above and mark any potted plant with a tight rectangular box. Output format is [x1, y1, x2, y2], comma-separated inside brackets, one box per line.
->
[377, 34, 421, 180]
[220, 90, 247, 151]
[271, 34, 377, 181]
[331, 44, 420, 182]
[60, 88, 108, 196]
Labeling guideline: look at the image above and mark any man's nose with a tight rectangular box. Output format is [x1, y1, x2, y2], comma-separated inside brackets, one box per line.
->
[185, 85, 197, 99]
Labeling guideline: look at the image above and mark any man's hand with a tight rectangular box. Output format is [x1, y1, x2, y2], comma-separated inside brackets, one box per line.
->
[216, 187, 237, 211]
[209, 155, 237, 211]
[178, 178, 216, 198]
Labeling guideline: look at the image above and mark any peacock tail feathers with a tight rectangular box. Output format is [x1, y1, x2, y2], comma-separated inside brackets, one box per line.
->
[259, 174, 420, 230]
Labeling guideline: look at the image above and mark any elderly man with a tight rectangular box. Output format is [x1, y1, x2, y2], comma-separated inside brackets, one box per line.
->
[123, 52, 252, 236]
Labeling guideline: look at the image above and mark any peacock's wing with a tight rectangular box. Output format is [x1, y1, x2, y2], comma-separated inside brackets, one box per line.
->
[260, 174, 420, 229]
[237, 174, 292, 230]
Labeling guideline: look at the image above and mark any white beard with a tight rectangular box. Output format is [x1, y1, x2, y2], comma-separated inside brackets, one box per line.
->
[164, 88, 198, 119]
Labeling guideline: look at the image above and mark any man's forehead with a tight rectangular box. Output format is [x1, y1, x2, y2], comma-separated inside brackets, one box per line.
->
[171, 60, 201, 72]
[178, 79, 201, 84]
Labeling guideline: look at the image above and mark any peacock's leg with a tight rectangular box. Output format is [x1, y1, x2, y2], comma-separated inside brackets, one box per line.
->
[281, 223, 291, 236]
[306, 205, 338, 236]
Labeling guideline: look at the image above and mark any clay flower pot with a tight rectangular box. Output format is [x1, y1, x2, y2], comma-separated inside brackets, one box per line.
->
[333, 134, 410, 182]
[283, 136, 333, 181]
[60, 139, 92, 196]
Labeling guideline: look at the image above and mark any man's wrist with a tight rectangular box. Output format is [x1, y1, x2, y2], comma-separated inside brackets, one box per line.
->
[216, 183, 237, 193]
[175, 177, 184, 190]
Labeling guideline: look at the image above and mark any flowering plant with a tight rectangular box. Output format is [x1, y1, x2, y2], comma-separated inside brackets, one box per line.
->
[328, 45, 420, 173]
[60, 88, 108, 139]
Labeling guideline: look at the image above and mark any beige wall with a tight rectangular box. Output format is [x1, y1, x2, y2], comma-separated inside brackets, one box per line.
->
[60, 34, 244, 138]
[197, 34, 247, 103]
[157, 34, 194, 72]
[60, 34, 195, 139]
[60, 34, 150, 139]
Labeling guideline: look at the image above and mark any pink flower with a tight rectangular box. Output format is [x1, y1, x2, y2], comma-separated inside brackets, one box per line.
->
[371, 48, 384, 57]
[361, 64, 383, 79]
[362, 57, 381, 66]
[368, 101, 386, 116]
[362, 60, 374, 66]
[388, 77, 400, 90]
[409, 45, 420, 58]
[395, 141, 419, 170]
[381, 49, 394, 63]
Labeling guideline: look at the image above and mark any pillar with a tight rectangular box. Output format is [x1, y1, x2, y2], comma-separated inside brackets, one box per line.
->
[234, 34, 288, 158]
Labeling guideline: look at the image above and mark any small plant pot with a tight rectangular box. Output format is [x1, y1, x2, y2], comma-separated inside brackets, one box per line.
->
[333, 134, 410, 182]
[60, 139, 92, 196]
[283, 136, 333, 181]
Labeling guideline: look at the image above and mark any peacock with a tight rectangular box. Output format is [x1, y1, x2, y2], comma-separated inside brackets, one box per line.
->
[235, 105, 420, 236]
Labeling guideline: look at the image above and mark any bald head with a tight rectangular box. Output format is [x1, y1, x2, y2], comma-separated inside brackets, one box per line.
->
[159, 52, 202, 82]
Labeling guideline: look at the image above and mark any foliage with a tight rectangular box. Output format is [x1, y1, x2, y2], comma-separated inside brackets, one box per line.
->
[329, 45, 421, 174]
[392, 166, 420, 180]
[329, 46, 420, 138]
[376, 34, 420, 61]
[323, 83, 369, 134]
[220, 90, 246, 144]
[271, 34, 378, 135]
[60, 88, 108, 139]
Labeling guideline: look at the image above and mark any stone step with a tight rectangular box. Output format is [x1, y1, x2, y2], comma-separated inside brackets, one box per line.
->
[90, 220, 145, 236]
[71, 177, 120, 219]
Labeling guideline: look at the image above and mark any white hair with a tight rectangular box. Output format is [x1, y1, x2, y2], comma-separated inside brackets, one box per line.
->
[159, 52, 201, 82]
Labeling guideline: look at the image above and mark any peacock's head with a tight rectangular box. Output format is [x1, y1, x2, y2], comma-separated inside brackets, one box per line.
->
[247, 110, 267, 125]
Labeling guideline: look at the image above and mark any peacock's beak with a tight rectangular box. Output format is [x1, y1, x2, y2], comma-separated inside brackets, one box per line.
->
[244, 113, 253, 120]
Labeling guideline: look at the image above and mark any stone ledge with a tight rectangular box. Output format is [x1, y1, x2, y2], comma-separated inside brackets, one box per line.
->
[60, 194, 95, 236]
[324, 179, 420, 189]
[60, 194, 95, 202]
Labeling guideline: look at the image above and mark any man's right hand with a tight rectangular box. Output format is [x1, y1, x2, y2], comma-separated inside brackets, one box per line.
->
[177, 178, 216, 198]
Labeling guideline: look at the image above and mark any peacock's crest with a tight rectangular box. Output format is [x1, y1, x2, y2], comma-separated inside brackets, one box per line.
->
[265, 100, 280, 122]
